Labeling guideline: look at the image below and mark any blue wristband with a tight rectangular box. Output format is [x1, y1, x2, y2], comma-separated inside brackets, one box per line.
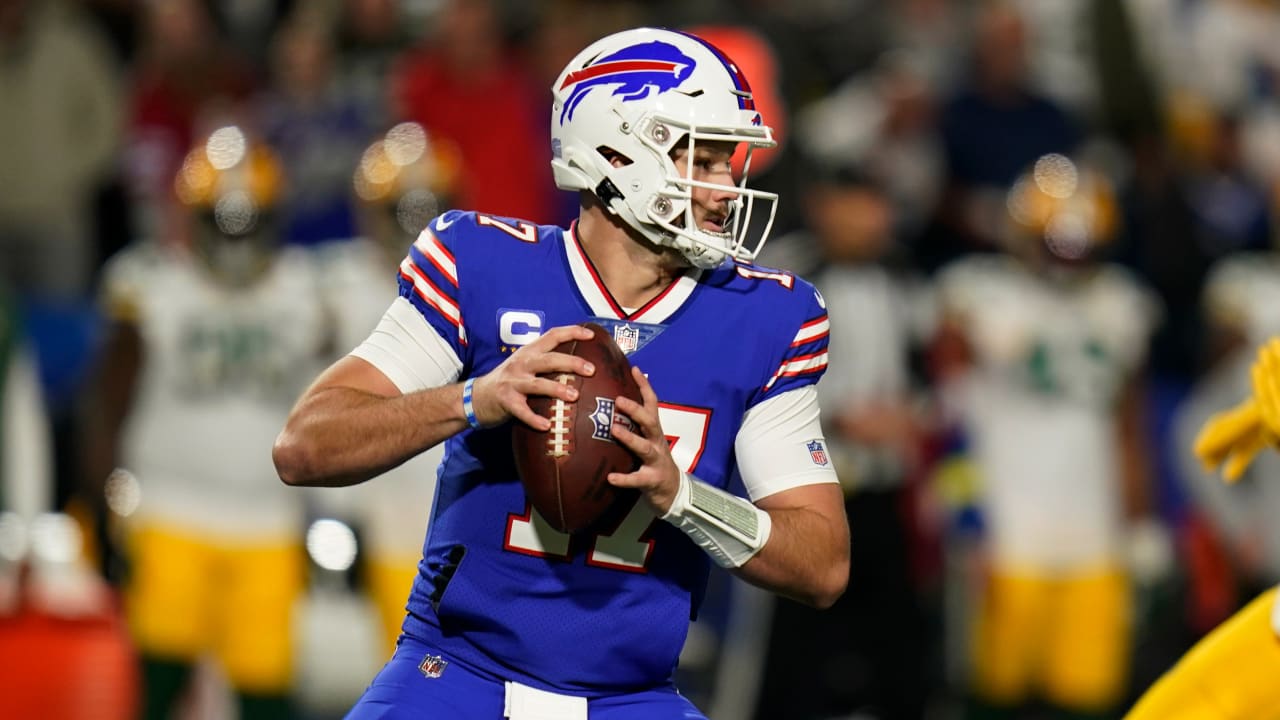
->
[462, 377, 481, 429]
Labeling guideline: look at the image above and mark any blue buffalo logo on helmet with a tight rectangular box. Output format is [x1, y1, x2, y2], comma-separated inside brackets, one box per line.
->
[559, 41, 697, 124]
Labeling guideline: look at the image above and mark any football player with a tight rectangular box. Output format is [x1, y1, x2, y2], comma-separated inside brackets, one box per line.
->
[930, 154, 1163, 719]
[86, 125, 329, 720]
[1122, 305, 1280, 717]
[273, 27, 850, 719]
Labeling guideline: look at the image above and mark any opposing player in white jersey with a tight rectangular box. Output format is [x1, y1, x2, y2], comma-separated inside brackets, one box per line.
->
[88, 126, 328, 720]
[273, 27, 849, 720]
[931, 155, 1161, 718]
[310, 122, 457, 653]
[1124, 257, 1280, 719]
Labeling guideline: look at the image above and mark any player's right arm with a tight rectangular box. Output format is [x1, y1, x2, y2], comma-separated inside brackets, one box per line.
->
[276, 213, 596, 488]
[273, 322, 594, 488]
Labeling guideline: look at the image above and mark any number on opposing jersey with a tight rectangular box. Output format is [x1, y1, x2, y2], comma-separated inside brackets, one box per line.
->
[477, 214, 538, 243]
[505, 404, 712, 571]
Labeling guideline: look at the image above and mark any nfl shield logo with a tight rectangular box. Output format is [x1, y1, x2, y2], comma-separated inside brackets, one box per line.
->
[614, 324, 640, 355]
[806, 440, 829, 467]
[419, 654, 448, 679]
[591, 397, 616, 441]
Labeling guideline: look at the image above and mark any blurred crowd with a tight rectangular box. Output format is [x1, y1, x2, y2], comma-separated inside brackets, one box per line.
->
[4, 0, 1280, 719]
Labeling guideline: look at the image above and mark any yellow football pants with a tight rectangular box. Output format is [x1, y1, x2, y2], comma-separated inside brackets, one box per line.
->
[971, 567, 1131, 712]
[125, 524, 304, 694]
[1125, 587, 1280, 720]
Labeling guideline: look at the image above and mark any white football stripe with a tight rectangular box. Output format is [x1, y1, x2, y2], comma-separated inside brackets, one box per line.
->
[780, 351, 828, 375]
[413, 229, 458, 286]
[400, 257, 461, 325]
[792, 317, 830, 345]
[764, 351, 829, 391]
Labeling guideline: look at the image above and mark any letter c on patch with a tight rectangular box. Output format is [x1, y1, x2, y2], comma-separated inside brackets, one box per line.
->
[498, 309, 544, 346]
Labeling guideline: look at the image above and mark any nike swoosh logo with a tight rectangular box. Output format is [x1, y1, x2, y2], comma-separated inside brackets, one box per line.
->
[435, 215, 456, 232]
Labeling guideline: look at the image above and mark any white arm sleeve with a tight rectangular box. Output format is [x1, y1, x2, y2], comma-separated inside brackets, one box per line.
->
[349, 296, 464, 393]
[735, 386, 839, 501]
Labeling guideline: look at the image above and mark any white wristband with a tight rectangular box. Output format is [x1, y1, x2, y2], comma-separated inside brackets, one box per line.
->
[661, 472, 772, 568]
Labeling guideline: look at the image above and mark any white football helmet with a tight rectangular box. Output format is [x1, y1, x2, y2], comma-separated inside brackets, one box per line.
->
[551, 27, 779, 268]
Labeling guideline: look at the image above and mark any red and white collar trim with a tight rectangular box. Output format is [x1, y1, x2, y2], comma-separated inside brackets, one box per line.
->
[563, 224, 701, 323]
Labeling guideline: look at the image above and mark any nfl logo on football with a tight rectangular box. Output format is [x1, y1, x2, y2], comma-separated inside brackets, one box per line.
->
[419, 654, 448, 679]
[591, 398, 617, 441]
[614, 324, 640, 355]
[806, 440, 829, 466]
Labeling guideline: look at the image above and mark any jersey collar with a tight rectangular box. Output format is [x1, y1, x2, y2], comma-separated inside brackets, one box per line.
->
[563, 223, 701, 323]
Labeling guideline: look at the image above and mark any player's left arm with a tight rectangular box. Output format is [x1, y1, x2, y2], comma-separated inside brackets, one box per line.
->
[610, 371, 849, 609]
[733, 476, 849, 609]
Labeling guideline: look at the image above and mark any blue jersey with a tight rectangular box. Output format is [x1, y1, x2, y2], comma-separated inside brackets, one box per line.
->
[395, 211, 829, 695]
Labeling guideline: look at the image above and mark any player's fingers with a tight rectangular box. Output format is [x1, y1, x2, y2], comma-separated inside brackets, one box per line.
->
[632, 366, 659, 408]
[610, 418, 657, 460]
[531, 324, 596, 351]
[523, 375, 579, 402]
[525, 351, 595, 379]
[1223, 426, 1267, 483]
[507, 396, 551, 432]
[1193, 400, 1260, 465]
[614, 395, 660, 438]
[606, 470, 646, 488]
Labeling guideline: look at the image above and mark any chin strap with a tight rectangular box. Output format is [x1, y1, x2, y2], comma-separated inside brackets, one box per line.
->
[661, 472, 772, 568]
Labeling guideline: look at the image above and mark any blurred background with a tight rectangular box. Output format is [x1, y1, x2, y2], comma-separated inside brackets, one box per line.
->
[3, 0, 1280, 718]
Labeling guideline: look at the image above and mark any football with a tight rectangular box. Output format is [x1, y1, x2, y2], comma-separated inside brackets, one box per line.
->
[512, 322, 642, 533]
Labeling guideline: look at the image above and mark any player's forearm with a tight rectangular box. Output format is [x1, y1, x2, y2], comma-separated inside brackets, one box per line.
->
[274, 383, 466, 487]
[734, 504, 850, 609]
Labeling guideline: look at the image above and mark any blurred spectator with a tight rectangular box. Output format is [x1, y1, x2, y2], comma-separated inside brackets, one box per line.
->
[213, 0, 292, 73]
[753, 162, 932, 720]
[929, 1, 1082, 271]
[260, 8, 376, 246]
[883, 0, 971, 95]
[0, 0, 122, 301]
[930, 154, 1162, 720]
[334, 0, 412, 131]
[792, 50, 944, 253]
[1182, 108, 1273, 258]
[123, 0, 256, 243]
[84, 127, 326, 720]
[391, 0, 555, 223]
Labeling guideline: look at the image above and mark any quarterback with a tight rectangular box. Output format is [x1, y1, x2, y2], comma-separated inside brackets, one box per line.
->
[274, 27, 850, 719]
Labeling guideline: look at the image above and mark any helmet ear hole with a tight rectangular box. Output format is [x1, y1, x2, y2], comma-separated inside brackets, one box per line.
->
[597, 146, 633, 168]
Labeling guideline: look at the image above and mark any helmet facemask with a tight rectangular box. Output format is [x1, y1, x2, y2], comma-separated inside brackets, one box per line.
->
[550, 28, 781, 269]
[615, 116, 778, 269]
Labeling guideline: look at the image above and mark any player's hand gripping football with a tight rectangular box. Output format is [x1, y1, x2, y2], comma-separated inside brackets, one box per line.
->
[608, 366, 682, 515]
[469, 325, 596, 430]
[1194, 338, 1280, 483]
